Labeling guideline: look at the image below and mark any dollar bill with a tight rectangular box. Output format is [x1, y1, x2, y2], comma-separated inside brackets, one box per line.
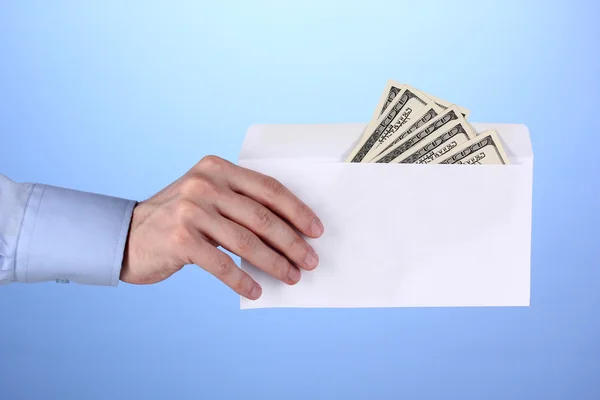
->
[366, 81, 405, 134]
[362, 103, 443, 162]
[432, 129, 510, 165]
[346, 85, 432, 163]
[424, 92, 470, 119]
[370, 105, 463, 163]
[392, 117, 477, 164]
[369, 79, 470, 122]
[366, 105, 446, 161]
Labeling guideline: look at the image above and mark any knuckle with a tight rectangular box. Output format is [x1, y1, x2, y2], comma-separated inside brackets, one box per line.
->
[263, 176, 285, 197]
[295, 202, 310, 218]
[252, 207, 272, 230]
[273, 254, 290, 276]
[294, 203, 315, 230]
[197, 155, 227, 171]
[171, 201, 200, 247]
[180, 175, 203, 194]
[182, 175, 220, 197]
[289, 235, 303, 251]
[174, 199, 197, 224]
[171, 226, 193, 248]
[232, 276, 251, 295]
[236, 230, 257, 252]
[215, 257, 233, 277]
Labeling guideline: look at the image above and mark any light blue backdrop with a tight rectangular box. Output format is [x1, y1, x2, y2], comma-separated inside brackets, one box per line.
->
[1, 1, 599, 399]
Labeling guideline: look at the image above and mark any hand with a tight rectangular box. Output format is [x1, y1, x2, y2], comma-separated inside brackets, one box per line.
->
[119, 155, 324, 300]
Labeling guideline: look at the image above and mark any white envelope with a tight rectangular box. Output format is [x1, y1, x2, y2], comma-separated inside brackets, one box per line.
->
[237, 122, 533, 309]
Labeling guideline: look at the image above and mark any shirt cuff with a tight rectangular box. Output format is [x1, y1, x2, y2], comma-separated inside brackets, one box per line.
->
[14, 184, 136, 286]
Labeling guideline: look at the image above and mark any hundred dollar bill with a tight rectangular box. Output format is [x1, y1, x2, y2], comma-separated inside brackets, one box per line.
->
[346, 85, 432, 163]
[390, 116, 476, 164]
[367, 105, 448, 161]
[368, 79, 470, 123]
[363, 81, 405, 137]
[370, 105, 463, 163]
[425, 92, 470, 119]
[362, 103, 443, 162]
[432, 129, 510, 165]
[359, 82, 447, 146]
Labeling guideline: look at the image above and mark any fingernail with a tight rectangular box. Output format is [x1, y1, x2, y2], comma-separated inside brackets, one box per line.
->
[288, 267, 301, 283]
[310, 218, 324, 236]
[249, 284, 262, 300]
[304, 249, 319, 270]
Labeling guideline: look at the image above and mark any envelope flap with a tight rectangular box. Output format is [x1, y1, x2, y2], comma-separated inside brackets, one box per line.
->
[238, 122, 533, 163]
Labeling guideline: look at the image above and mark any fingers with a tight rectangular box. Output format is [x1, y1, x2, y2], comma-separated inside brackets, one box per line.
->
[188, 237, 262, 300]
[214, 193, 319, 271]
[199, 212, 302, 286]
[183, 156, 323, 290]
[226, 166, 324, 239]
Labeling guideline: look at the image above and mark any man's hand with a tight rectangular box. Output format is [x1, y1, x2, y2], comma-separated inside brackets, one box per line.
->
[119, 155, 324, 300]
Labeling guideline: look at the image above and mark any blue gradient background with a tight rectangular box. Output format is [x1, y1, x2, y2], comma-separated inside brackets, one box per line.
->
[1, 1, 599, 399]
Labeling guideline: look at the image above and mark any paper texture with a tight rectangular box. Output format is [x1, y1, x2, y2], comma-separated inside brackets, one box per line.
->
[238, 123, 533, 309]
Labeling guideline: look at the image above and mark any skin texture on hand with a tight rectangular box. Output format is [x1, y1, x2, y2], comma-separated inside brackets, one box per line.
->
[119, 155, 324, 300]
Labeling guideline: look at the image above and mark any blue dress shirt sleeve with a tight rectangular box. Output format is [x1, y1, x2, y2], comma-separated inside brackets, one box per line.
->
[0, 174, 136, 286]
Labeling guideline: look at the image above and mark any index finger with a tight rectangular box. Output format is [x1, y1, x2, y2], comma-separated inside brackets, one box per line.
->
[227, 165, 324, 239]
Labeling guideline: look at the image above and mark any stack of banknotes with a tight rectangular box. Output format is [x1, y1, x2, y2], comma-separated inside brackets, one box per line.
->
[346, 80, 510, 165]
